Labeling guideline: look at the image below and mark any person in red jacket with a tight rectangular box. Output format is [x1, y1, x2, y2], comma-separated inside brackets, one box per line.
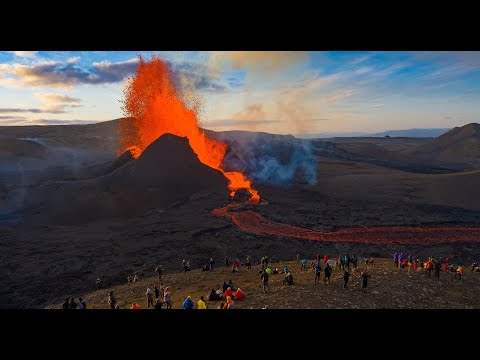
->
[234, 288, 244, 300]
[323, 255, 329, 265]
[224, 287, 233, 299]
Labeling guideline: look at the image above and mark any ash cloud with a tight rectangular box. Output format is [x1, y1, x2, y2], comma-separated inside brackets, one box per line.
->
[213, 132, 318, 186]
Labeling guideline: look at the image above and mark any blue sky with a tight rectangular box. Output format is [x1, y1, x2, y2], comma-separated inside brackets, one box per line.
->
[0, 51, 479, 134]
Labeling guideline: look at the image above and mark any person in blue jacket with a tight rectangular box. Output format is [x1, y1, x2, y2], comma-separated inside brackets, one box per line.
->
[182, 295, 194, 309]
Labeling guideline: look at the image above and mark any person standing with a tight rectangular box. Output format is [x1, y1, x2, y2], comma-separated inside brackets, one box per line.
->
[434, 261, 441, 279]
[146, 287, 154, 308]
[361, 270, 370, 290]
[343, 269, 351, 289]
[246, 255, 252, 270]
[108, 291, 116, 309]
[296, 254, 300, 263]
[209, 257, 215, 271]
[261, 270, 269, 293]
[69, 298, 77, 309]
[155, 265, 163, 282]
[324, 263, 332, 284]
[344, 255, 350, 270]
[154, 285, 160, 300]
[314, 259, 322, 283]
[323, 254, 329, 265]
[164, 287, 172, 309]
[224, 256, 229, 268]
[394, 253, 398, 268]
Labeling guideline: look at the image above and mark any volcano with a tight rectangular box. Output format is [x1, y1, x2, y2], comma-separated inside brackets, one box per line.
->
[14, 133, 229, 224]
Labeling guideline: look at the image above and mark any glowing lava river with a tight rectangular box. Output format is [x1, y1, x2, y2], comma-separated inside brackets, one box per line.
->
[211, 205, 480, 244]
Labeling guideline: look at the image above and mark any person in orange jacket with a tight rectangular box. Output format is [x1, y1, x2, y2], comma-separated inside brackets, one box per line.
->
[130, 302, 141, 309]
[234, 288, 244, 300]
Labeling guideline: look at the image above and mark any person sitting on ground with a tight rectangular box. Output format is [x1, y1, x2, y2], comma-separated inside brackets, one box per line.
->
[272, 268, 279, 274]
[62, 298, 69, 310]
[133, 274, 139, 282]
[234, 288, 244, 300]
[224, 287, 233, 299]
[108, 291, 116, 309]
[215, 289, 223, 300]
[130, 302, 141, 309]
[127, 275, 134, 283]
[77, 297, 85, 310]
[231, 260, 240, 273]
[227, 279, 236, 291]
[154, 297, 163, 309]
[198, 296, 207, 309]
[203, 263, 210, 272]
[471, 262, 478, 272]
[182, 295, 195, 310]
[283, 272, 294, 286]
[209, 289, 217, 301]
[224, 296, 234, 309]
[283, 265, 289, 274]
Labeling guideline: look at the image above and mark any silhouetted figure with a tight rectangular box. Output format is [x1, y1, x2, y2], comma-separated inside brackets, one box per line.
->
[343, 270, 351, 289]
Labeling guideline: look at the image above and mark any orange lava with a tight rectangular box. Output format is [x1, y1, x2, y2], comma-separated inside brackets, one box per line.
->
[117, 55, 259, 203]
[212, 207, 480, 244]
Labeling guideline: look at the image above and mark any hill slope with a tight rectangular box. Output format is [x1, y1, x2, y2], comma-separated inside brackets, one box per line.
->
[49, 259, 480, 309]
[410, 123, 480, 169]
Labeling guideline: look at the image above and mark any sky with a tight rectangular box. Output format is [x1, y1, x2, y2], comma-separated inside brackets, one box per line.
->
[0, 51, 479, 134]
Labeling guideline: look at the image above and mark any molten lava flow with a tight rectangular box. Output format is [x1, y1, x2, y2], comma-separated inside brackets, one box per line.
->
[211, 207, 480, 244]
[117, 55, 259, 203]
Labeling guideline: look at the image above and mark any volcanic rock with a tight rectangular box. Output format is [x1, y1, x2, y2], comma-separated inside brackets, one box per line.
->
[232, 188, 253, 202]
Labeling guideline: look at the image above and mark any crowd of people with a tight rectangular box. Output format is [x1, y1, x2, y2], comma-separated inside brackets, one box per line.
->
[62, 251, 477, 309]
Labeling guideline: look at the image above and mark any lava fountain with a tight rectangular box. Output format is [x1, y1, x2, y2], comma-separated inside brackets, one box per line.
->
[117, 55, 259, 203]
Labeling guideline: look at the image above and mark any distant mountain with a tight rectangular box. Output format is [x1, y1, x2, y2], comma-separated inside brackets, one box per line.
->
[409, 123, 480, 170]
[295, 131, 370, 139]
[296, 128, 451, 139]
[371, 128, 451, 138]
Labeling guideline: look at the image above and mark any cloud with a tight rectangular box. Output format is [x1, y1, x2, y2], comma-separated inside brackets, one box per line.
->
[0, 115, 26, 120]
[0, 108, 65, 114]
[35, 93, 81, 104]
[210, 51, 308, 74]
[0, 58, 140, 88]
[7, 51, 38, 58]
[67, 56, 80, 64]
[34, 119, 98, 125]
